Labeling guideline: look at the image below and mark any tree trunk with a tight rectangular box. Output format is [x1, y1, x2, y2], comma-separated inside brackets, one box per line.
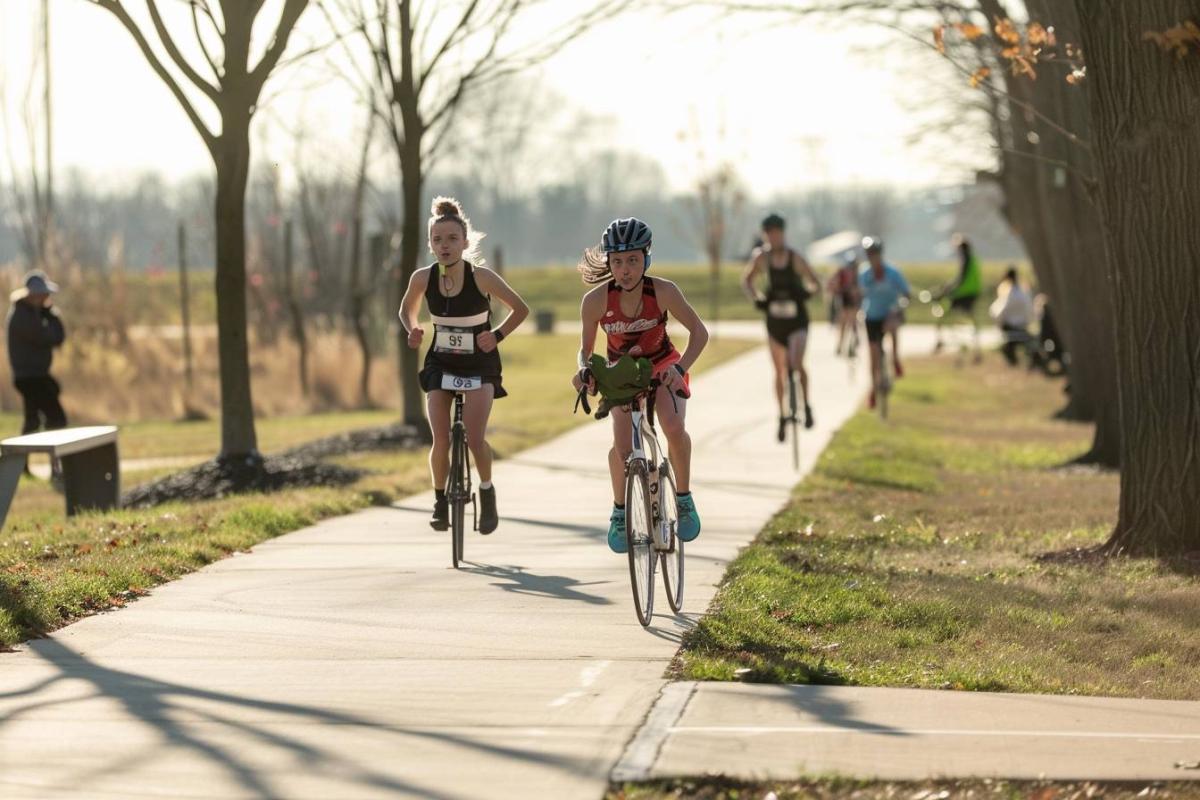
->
[349, 216, 372, 408]
[282, 217, 309, 396]
[178, 221, 193, 390]
[1026, 0, 1121, 467]
[1075, 0, 1200, 554]
[394, 0, 427, 428]
[397, 139, 425, 426]
[213, 117, 259, 459]
[979, 0, 1096, 423]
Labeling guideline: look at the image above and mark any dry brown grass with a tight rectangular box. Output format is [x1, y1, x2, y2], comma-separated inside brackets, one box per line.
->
[0, 330, 400, 422]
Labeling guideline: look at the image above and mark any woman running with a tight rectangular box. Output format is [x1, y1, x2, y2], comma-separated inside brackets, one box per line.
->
[399, 197, 529, 534]
[571, 217, 709, 554]
[741, 213, 822, 440]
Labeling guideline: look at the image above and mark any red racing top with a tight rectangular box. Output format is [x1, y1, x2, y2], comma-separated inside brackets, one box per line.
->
[601, 277, 681, 373]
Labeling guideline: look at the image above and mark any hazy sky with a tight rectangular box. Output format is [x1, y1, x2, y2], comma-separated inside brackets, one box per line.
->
[1, 1, 977, 196]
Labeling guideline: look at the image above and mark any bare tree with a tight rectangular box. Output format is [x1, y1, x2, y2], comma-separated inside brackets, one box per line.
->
[328, 0, 633, 425]
[87, 0, 311, 460]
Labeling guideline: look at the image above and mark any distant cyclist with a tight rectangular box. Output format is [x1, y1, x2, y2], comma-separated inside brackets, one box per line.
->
[571, 218, 709, 554]
[934, 233, 983, 359]
[858, 237, 911, 409]
[827, 251, 862, 357]
[741, 213, 821, 439]
[398, 197, 529, 535]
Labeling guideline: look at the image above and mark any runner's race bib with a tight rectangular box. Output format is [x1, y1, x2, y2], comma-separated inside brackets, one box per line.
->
[768, 300, 800, 319]
[434, 326, 475, 355]
[441, 374, 483, 392]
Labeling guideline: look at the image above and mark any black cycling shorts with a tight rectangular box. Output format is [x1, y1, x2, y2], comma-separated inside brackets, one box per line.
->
[948, 295, 977, 314]
[865, 319, 888, 344]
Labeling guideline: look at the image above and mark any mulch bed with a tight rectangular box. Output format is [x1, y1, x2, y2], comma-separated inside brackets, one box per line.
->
[121, 423, 430, 508]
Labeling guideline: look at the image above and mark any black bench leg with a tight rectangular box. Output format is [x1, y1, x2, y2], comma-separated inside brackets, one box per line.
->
[61, 443, 120, 516]
[0, 453, 25, 529]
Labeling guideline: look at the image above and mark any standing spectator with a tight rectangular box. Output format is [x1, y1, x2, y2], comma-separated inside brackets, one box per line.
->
[7, 271, 68, 435]
[989, 266, 1034, 366]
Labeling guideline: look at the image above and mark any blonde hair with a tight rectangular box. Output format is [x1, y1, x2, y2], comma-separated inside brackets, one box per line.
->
[576, 244, 612, 285]
[428, 195, 486, 266]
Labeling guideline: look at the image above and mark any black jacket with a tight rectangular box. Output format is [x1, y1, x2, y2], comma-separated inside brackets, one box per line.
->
[6, 300, 65, 379]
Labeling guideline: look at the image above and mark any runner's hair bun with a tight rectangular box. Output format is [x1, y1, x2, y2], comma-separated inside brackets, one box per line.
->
[432, 196, 463, 218]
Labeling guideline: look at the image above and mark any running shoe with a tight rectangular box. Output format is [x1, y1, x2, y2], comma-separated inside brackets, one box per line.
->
[608, 506, 628, 553]
[677, 495, 701, 542]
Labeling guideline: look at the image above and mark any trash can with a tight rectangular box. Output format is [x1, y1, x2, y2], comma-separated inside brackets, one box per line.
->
[535, 310, 555, 334]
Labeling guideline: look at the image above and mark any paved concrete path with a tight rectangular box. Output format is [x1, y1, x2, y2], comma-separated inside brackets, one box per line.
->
[620, 683, 1200, 783]
[0, 324, 869, 799]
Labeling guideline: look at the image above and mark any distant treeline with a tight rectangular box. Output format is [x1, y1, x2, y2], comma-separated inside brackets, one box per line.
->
[0, 165, 1024, 272]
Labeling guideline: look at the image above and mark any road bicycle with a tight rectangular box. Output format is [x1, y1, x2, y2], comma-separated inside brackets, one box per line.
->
[576, 368, 686, 627]
[442, 374, 480, 569]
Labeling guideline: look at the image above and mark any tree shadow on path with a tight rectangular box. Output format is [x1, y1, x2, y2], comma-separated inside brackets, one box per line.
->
[1, 638, 598, 799]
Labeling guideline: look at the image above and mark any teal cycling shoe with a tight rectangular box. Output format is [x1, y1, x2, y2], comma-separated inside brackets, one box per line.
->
[607, 505, 628, 554]
[677, 494, 701, 541]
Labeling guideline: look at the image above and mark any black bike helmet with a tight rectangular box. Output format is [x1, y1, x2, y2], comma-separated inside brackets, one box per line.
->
[862, 236, 884, 255]
[761, 213, 786, 231]
[602, 217, 653, 268]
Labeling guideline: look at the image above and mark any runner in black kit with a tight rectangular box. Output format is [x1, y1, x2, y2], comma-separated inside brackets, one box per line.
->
[741, 213, 822, 440]
[399, 197, 529, 534]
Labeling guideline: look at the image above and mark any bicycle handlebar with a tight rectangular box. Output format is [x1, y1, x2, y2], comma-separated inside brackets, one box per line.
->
[572, 369, 687, 421]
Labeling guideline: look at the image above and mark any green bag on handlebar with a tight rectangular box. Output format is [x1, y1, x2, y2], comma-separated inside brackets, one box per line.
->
[587, 353, 654, 406]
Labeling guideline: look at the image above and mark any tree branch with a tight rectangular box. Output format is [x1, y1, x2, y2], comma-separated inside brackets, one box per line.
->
[191, 0, 223, 83]
[249, 0, 310, 91]
[417, 0, 482, 96]
[146, 0, 220, 99]
[90, 0, 217, 153]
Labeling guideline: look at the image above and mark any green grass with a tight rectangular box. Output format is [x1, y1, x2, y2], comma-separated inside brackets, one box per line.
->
[0, 332, 757, 649]
[611, 778, 1200, 800]
[676, 355, 1200, 700]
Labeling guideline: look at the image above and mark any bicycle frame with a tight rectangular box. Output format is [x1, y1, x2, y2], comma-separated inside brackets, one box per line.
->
[627, 393, 672, 551]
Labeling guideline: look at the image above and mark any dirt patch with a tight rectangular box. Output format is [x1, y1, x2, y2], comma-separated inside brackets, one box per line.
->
[120, 423, 429, 508]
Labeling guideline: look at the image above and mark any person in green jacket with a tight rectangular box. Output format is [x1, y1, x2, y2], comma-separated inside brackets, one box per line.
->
[935, 233, 983, 361]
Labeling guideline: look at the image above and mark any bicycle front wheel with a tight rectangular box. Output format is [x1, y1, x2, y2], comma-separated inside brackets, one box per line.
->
[658, 460, 684, 615]
[625, 460, 655, 627]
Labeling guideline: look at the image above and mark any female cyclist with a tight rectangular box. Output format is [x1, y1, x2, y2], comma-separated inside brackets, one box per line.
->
[741, 213, 822, 440]
[571, 217, 709, 554]
[827, 251, 862, 357]
[399, 197, 529, 535]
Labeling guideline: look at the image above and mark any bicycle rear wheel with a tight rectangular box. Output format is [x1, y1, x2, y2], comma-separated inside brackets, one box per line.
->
[658, 459, 684, 614]
[625, 460, 655, 627]
[450, 428, 467, 569]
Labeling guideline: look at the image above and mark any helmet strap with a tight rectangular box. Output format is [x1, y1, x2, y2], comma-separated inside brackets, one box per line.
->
[620, 274, 646, 293]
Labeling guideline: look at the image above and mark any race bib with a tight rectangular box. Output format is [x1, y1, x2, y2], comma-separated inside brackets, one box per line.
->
[441, 374, 483, 392]
[768, 300, 799, 319]
[434, 327, 475, 354]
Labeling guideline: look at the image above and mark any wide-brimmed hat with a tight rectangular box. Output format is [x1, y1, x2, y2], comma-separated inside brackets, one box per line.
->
[10, 271, 59, 302]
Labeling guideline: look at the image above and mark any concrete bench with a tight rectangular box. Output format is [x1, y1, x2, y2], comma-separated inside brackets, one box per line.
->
[0, 426, 120, 528]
